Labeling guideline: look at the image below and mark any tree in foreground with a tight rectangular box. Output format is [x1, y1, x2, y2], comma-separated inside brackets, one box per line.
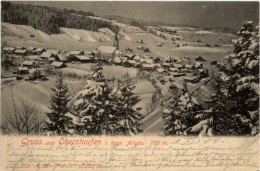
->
[163, 83, 204, 136]
[112, 72, 143, 135]
[70, 63, 118, 135]
[41, 72, 71, 135]
[210, 21, 259, 136]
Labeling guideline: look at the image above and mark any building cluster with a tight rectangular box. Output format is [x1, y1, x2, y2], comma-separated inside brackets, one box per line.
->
[2, 45, 209, 83]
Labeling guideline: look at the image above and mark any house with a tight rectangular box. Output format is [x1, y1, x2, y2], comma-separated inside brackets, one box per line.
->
[14, 49, 28, 56]
[162, 62, 171, 68]
[137, 45, 145, 50]
[154, 63, 161, 70]
[51, 61, 66, 68]
[75, 55, 91, 63]
[123, 60, 135, 67]
[3, 47, 15, 53]
[56, 54, 68, 62]
[120, 57, 128, 63]
[84, 51, 95, 56]
[70, 50, 84, 56]
[18, 67, 29, 75]
[133, 55, 141, 62]
[195, 56, 206, 61]
[28, 55, 44, 61]
[195, 62, 203, 69]
[98, 46, 116, 59]
[23, 61, 37, 69]
[114, 50, 122, 57]
[35, 48, 46, 54]
[185, 64, 194, 70]
[16, 46, 25, 50]
[113, 57, 122, 65]
[27, 47, 36, 51]
[156, 68, 169, 76]
[172, 63, 184, 69]
[142, 63, 155, 70]
[169, 67, 179, 72]
[48, 57, 56, 64]
[140, 58, 153, 64]
[46, 49, 60, 55]
[41, 52, 55, 60]
[135, 62, 141, 68]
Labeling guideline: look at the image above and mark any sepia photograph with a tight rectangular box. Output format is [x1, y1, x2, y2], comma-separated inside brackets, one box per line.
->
[0, 1, 259, 170]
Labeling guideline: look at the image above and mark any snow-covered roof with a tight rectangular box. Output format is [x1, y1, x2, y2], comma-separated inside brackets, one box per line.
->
[156, 68, 165, 73]
[57, 54, 67, 62]
[172, 63, 183, 68]
[18, 67, 29, 71]
[15, 49, 27, 54]
[51, 61, 65, 67]
[70, 50, 83, 55]
[98, 46, 116, 54]
[46, 49, 60, 55]
[23, 61, 35, 66]
[76, 55, 90, 61]
[41, 52, 54, 58]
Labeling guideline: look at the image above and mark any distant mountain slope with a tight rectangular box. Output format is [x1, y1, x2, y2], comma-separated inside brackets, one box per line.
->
[2, 22, 115, 50]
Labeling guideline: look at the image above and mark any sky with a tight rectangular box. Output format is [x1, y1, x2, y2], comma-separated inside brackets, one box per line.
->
[16, 1, 259, 29]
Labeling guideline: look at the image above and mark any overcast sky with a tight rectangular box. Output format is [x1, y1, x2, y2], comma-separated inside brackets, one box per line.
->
[16, 1, 259, 29]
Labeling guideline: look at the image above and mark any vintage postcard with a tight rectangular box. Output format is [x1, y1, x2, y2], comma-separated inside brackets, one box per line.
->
[0, 1, 259, 171]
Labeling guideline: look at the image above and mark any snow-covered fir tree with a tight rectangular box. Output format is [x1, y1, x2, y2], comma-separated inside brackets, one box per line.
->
[70, 63, 118, 135]
[210, 21, 259, 135]
[42, 72, 71, 135]
[163, 83, 207, 136]
[111, 72, 143, 135]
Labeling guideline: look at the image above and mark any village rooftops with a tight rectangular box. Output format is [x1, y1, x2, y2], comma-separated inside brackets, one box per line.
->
[140, 58, 153, 64]
[75, 55, 91, 61]
[114, 57, 121, 63]
[27, 47, 36, 51]
[57, 54, 67, 62]
[70, 50, 83, 55]
[142, 63, 155, 69]
[14, 49, 28, 54]
[98, 46, 116, 54]
[156, 68, 165, 73]
[41, 52, 55, 58]
[185, 64, 194, 69]
[3, 47, 15, 51]
[51, 61, 66, 68]
[46, 49, 60, 55]
[28, 55, 44, 61]
[133, 55, 141, 61]
[172, 63, 183, 69]
[35, 48, 45, 52]
[18, 67, 29, 71]
[169, 68, 179, 72]
[23, 61, 35, 66]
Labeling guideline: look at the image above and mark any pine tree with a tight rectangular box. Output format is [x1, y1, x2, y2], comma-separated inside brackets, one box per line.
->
[210, 21, 259, 136]
[42, 73, 71, 135]
[163, 83, 204, 136]
[71, 63, 117, 135]
[112, 72, 143, 136]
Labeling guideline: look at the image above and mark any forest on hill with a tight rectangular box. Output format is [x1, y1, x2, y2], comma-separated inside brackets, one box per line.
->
[1, 1, 119, 35]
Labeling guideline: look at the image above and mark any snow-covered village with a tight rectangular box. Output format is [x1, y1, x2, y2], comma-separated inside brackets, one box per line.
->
[1, 1, 259, 137]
